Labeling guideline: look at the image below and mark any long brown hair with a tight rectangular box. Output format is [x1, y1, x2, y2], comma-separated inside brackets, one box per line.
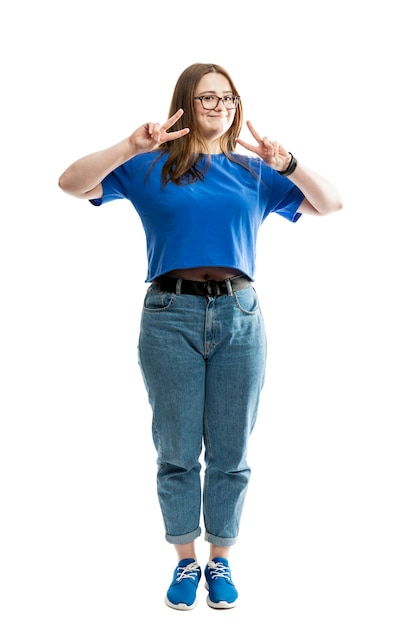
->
[156, 63, 246, 186]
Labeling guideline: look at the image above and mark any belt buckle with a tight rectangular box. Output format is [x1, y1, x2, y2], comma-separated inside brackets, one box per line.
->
[204, 279, 221, 296]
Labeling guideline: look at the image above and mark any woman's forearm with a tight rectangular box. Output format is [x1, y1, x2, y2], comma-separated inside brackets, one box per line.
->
[288, 163, 343, 215]
[58, 137, 136, 199]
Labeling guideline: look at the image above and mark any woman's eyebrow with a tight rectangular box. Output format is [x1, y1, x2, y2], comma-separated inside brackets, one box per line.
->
[197, 90, 234, 95]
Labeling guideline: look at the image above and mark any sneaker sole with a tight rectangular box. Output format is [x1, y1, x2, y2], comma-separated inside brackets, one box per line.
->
[206, 597, 237, 609]
[204, 583, 237, 609]
[165, 597, 197, 611]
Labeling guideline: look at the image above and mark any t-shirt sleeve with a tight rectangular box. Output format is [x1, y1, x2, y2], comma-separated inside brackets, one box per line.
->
[262, 166, 305, 223]
[89, 164, 131, 206]
[272, 184, 304, 222]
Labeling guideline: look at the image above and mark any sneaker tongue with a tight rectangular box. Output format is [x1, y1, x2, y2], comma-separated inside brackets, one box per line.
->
[178, 558, 197, 566]
[212, 557, 228, 565]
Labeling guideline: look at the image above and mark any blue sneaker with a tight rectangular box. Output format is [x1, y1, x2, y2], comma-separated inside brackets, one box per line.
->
[165, 558, 201, 610]
[204, 557, 238, 609]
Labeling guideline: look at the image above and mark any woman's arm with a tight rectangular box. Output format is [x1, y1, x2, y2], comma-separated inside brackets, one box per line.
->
[58, 138, 136, 199]
[285, 163, 343, 216]
[58, 109, 190, 200]
[236, 120, 343, 216]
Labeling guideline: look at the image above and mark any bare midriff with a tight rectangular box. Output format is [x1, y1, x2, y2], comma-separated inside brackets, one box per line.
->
[168, 266, 241, 281]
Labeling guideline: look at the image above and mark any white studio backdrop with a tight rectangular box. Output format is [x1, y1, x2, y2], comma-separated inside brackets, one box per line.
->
[1, 1, 416, 625]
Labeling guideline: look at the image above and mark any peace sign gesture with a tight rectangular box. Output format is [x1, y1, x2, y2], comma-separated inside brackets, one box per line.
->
[128, 108, 190, 153]
[236, 120, 291, 172]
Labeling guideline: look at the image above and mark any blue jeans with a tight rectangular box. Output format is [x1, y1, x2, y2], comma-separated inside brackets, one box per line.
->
[138, 282, 267, 547]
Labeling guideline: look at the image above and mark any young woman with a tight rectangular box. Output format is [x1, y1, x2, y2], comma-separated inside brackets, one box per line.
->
[58, 62, 342, 610]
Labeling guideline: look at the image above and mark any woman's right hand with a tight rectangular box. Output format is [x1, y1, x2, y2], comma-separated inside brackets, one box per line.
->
[128, 108, 190, 152]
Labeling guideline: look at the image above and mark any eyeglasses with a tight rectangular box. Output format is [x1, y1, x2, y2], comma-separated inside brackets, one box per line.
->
[194, 95, 240, 110]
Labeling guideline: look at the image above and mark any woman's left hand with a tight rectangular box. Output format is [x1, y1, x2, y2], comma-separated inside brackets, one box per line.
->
[236, 120, 290, 172]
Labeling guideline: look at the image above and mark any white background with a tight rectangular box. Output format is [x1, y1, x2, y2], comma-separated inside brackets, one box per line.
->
[1, 1, 416, 624]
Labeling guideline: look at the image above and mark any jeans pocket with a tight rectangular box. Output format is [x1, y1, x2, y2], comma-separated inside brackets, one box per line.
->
[233, 287, 260, 314]
[143, 286, 175, 311]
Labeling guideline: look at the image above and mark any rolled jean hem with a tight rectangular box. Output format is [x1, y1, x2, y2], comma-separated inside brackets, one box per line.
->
[165, 526, 201, 545]
[204, 531, 238, 547]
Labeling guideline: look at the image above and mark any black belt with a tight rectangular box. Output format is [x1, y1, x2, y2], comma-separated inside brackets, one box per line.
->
[153, 274, 252, 296]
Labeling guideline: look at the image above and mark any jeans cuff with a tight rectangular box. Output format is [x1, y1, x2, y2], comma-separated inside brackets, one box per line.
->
[165, 526, 201, 545]
[204, 531, 238, 547]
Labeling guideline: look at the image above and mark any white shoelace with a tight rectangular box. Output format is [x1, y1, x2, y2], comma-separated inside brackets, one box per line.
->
[176, 561, 200, 582]
[206, 560, 231, 580]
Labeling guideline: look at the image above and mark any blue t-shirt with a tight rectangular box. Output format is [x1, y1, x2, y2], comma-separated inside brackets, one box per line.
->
[90, 152, 304, 282]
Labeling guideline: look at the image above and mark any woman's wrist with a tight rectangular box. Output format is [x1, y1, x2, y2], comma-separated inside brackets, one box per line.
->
[278, 152, 298, 177]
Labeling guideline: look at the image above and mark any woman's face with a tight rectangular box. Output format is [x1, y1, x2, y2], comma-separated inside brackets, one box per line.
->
[193, 72, 236, 150]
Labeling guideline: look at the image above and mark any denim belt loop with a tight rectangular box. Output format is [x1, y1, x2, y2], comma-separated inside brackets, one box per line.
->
[175, 278, 182, 295]
[225, 278, 233, 296]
